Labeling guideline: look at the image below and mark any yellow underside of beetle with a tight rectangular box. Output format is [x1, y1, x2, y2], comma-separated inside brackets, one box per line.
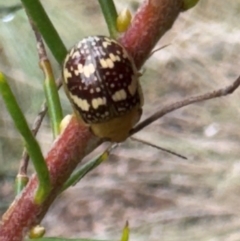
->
[77, 106, 141, 142]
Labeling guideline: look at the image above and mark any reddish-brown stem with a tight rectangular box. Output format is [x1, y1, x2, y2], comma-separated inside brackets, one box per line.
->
[0, 116, 100, 241]
[119, 0, 183, 69]
[0, 1, 184, 240]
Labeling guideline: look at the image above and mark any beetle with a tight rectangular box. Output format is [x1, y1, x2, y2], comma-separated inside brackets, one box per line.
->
[63, 36, 143, 142]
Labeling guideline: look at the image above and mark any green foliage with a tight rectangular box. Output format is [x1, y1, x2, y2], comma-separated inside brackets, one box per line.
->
[62, 145, 113, 192]
[98, 0, 118, 38]
[20, 0, 67, 64]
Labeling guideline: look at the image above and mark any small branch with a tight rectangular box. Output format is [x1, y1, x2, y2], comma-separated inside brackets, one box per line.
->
[18, 150, 30, 176]
[131, 76, 240, 135]
[18, 78, 62, 184]
[98, 0, 118, 38]
[18, 102, 47, 177]
[28, 18, 63, 138]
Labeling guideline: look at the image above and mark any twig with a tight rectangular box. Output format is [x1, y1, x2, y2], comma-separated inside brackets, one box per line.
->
[28, 17, 63, 138]
[131, 76, 240, 135]
[18, 78, 62, 176]
[17, 14, 63, 182]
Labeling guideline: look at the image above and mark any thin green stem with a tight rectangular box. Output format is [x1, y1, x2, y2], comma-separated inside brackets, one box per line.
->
[0, 72, 51, 203]
[98, 0, 118, 38]
[62, 144, 116, 192]
[28, 18, 63, 138]
[42, 61, 63, 137]
[20, 0, 67, 64]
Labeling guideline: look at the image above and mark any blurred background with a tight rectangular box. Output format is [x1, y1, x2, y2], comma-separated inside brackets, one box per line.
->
[1, 0, 240, 240]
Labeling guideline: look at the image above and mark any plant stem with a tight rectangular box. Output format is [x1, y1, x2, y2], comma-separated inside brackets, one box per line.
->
[28, 18, 63, 138]
[98, 0, 118, 38]
[62, 144, 116, 192]
[42, 61, 63, 137]
[0, 72, 51, 204]
[20, 0, 67, 64]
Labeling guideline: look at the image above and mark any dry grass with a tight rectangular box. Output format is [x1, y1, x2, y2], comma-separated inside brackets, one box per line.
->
[1, 1, 240, 240]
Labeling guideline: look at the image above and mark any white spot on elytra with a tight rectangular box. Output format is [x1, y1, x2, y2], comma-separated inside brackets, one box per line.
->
[83, 63, 95, 78]
[106, 58, 114, 68]
[112, 89, 127, 101]
[74, 69, 79, 76]
[103, 41, 111, 48]
[109, 53, 117, 62]
[70, 93, 90, 111]
[63, 68, 72, 83]
[78, 64, 83, 73]
[100, 58, 107, 68]
[115, 56, 121, 61]
[92, 97, 107, 109]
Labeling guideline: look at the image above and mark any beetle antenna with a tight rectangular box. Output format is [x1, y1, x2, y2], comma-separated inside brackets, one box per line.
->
[130, 136, 187, 160]
[148, 44, 170, 58]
